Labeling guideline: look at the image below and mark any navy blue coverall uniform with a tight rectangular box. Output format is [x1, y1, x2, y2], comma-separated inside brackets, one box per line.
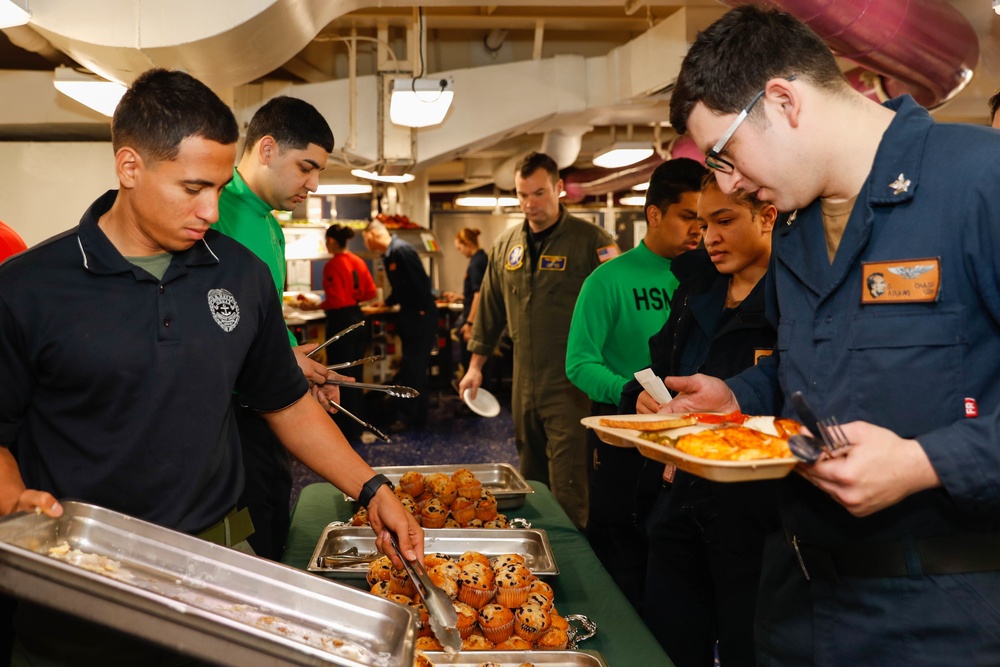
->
[728, 96, 1000, 666]
[382, 234, 437, 427]
[621, 248, 779, 667]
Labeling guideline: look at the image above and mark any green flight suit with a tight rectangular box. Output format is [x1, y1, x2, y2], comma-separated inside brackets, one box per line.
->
[469, 207, 617, 528]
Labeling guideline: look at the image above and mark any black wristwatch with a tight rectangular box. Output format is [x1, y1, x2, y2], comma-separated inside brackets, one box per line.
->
[358, 473, 394, 508]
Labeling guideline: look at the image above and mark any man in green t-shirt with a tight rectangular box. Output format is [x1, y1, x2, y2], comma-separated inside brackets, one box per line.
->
[565, 158, 707, 611]
[213, 96, 342, 560]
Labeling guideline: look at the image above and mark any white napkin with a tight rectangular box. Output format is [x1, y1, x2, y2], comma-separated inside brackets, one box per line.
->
[634, 368, 672, 404]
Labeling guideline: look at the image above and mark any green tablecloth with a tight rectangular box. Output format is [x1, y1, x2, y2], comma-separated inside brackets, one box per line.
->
[282, 481, 673, 667]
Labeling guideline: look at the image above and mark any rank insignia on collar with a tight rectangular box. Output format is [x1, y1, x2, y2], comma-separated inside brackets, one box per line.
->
[889, 173, 910, 195]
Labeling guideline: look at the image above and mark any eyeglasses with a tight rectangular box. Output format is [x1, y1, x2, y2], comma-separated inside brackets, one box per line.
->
[705, 75, 797, 174]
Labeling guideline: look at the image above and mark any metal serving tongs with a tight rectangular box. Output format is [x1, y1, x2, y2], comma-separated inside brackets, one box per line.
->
[327, 397, 392, 444]
[316, 546, 382, 569]
[326, 355, 382, 371]
[306, 321, 365, 360]
[324, 379, 420, 399]
[387, 532, 462, 652]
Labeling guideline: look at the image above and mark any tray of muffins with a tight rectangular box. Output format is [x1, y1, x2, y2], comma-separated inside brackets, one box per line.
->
[367, 550, 598, 662]
[308, 528, 558, 577]
[414, 649, 608, 666]
[343, 465, 534, 511]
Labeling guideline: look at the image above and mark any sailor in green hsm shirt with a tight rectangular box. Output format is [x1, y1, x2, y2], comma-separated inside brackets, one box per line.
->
[566, 158, 707, 611]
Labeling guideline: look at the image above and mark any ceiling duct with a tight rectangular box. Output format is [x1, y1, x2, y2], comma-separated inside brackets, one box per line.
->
[562, 154, 664, 204]
[541, 126, 590, 169]
[721, 0, 978, 109]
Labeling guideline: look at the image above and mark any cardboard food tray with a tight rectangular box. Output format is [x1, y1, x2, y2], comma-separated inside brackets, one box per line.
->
[309, 526, 559, 578]
[0, 502, 417, 667]
[581, 415, 796, 482]
[418, 649, 608, 666]
[344, 463, 533, 510]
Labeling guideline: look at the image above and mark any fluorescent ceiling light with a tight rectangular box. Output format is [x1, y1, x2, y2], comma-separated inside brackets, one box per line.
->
[0, 0, 30, 28]
[632, 181, 650, 191]
[53, 66, 127, 117]
[592, 142, 654, 169]
[619, 195, 647, 207]
[350, 168, 415, 184]
[390, 77, 454, 128]
[313, 183, 373, 195]
[455, 196, 519, 207]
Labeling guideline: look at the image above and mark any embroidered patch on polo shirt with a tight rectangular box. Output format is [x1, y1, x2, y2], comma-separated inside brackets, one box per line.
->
[540, 255, 567, 270]
[208, 288, 240, 332]
[861, 258, 940, 304]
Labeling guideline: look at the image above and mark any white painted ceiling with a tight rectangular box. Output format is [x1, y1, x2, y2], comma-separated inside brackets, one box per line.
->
[1, 0, 998, 197]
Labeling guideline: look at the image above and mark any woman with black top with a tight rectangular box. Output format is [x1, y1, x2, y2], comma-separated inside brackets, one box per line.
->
[442, 227, 488, 376]
[620, 178, 778, 667]
[303, 224, 377, 438]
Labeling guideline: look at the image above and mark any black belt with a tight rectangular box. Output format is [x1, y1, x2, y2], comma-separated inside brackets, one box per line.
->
[786, 529, 1000, 581]
[197, 507, 255, 547]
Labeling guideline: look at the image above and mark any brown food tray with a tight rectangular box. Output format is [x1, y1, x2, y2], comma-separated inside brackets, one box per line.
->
[581, 415, 796, 482]
[344, 463, 533, 510]
[309, 526, 558, 578]
[0, 502, 417, 667]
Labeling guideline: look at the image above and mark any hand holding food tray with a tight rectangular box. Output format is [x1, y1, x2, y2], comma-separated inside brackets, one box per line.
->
[581, 412, 801, 482]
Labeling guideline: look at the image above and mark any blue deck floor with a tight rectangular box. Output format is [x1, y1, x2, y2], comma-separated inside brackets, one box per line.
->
[291, 386, 518, 507]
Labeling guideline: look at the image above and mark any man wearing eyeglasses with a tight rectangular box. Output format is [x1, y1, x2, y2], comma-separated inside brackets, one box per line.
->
[660, 5, 1000, 666]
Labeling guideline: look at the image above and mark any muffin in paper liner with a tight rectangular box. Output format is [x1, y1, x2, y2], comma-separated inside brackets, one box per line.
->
[457, 583, 495, 609]
[453, 600, 479, 638]
[535, 625, 569, 650]
[494, 567, 530, 608]
[514, 602, 551, 642]
[477, 603, 515, 644]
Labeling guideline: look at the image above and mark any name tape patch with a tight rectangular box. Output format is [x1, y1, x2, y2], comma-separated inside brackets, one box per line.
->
[861, 257, 940, 304]
[539, 255, 567, 271]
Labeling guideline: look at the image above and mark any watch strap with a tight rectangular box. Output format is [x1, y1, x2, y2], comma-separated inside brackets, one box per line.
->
[358, 473, 394, 508]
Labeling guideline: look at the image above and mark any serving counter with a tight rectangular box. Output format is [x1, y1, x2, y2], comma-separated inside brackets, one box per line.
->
[282, 481, 674, 667]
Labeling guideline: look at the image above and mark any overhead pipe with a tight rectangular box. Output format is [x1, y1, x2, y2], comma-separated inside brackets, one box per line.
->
[563, 0, 976, 198]
[562, 154, 664, 204]
[721, 0, 978, 109]
[492, 126, 590, 191]
[561, 134, 713, 202]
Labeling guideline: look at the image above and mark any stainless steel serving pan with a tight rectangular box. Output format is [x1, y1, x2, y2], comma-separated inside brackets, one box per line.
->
[309, 526, 559, 578]
[0, 502, 417, 667]
[344, 464, 533, 510]
[418, 650, 608, 666]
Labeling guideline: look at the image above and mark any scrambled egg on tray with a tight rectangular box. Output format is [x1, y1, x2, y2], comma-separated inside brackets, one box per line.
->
[639, 415, 799, 461]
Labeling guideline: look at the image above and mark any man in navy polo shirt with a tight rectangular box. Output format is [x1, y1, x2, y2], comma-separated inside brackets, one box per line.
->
[0, 68, 421, 666]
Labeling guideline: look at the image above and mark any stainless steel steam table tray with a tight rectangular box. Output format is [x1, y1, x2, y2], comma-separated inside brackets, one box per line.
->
[418, 650, 608, 666]
[0, 502, 417, 667]
[344, 463, 533, 510]
[308, 526, 559, 578]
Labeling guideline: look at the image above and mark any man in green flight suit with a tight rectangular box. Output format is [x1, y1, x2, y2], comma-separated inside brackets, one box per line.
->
[212, 96, 343, 560]
[459, 152, 618, 529]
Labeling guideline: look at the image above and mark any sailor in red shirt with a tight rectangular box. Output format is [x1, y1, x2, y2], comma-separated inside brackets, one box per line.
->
[302, 223, 376, 437]
[0, 220, 27, 262]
